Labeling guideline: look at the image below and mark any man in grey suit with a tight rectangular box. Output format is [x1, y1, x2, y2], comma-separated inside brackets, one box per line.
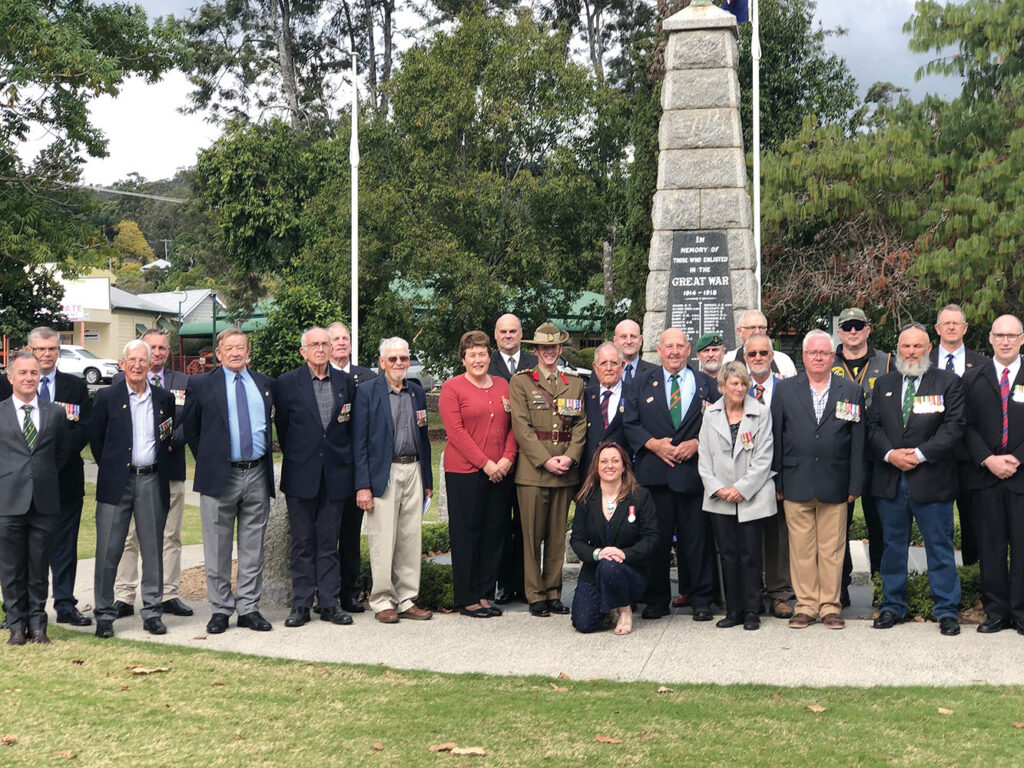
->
[113, 328, 193, 618]
[0, 351, 69, 645]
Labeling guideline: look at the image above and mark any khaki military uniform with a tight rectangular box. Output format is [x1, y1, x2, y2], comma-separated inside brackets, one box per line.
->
[508, 367, 586, 604]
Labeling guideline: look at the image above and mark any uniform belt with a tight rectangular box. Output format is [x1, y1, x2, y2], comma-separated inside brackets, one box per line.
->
[392, 455, 418, 464]
[230, 458, 263, 469]
[534, 430, 572, 443]
[129, 464, 157, 475]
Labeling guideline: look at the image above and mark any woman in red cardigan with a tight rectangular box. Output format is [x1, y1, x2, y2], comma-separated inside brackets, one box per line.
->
[439, 331, 518, 617]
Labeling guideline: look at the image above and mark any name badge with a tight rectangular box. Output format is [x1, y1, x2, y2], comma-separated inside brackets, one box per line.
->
[740, 431, 754, 450]
[54, 401, 80, 421]
[170, 389, 186, 407]
[911, 395, 945, 414]
[337, 402, 352, 422]
[835, 400, 861, 422]
[416, 408, 428, 427]
[1013, 385, 1024, 404]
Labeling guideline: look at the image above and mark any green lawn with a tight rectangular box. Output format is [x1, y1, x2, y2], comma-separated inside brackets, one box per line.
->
[0, 632, 1022, 767]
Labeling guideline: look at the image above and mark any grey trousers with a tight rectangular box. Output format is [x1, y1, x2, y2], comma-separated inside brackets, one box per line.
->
[115, 479, 185, 602]
[94, 473, 166, 622]
[200, 463, 270, 616]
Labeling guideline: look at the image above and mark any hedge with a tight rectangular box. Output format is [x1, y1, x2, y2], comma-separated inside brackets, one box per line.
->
[870, 563, 981, 620]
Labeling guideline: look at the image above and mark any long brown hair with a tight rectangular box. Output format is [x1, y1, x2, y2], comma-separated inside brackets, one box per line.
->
[575, 441, 639, 504]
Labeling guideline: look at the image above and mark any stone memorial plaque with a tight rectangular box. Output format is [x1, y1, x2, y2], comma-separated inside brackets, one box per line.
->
[666, 230, 735, 350]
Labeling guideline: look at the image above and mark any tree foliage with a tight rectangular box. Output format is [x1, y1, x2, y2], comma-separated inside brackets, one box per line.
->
[249, 282, 344, 377]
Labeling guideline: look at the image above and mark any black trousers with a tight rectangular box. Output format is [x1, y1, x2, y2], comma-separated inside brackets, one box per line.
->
[974, 484, 1024, 625]
[956, 462, 979, 566]
[50, 496, 84, 612]
[286, 479, 344, 609]
[710, 513, 764, 615]
[337, 495, 364, 599]
[445, 471, 511, 606]
[646, 486, 713, 610]
[0, 506, 57, 632]
[495, 479, 524, 596]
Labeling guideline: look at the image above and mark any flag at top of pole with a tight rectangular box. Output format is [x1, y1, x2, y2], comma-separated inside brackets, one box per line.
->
[721, 0, 749, 23]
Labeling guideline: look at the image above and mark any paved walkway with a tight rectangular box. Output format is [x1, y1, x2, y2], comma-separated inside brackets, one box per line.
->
[52, 542, 1022, 689]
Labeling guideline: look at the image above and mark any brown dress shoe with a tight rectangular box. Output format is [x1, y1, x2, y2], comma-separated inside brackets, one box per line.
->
[788, 613, 815, 628]
[671, 593, 689, 608]
[772, 599, 794, 618]
[375, 609, 400, 624]
[398, 605, 433, 621]
[821, 613, 846, 629]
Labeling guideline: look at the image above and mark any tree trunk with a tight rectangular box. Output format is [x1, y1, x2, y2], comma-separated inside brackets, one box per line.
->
[364, 0, 378, 112]
[274, 0, 302, 126]
[380, 0, 394, 113]
[583, 0, 605, 87]
[603, 232, 615, 308]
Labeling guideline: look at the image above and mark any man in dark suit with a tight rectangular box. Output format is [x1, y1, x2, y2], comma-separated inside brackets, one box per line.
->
[0, 351, 69, 645]
[90, 339, 176, 638]
[772, 330, 865, 629]
[0, 327, 93, 628]
[327, 321, 375, 612]
[581, 342, 627, 475]
[962, 314, 1024, 634]
[276, 327, 357, 627]
[614, 319, 658, 387]
[182, 328, 276, 635]
[112, 328, 192, 619]
[624, 327, 717, 620]
[930, 303, 988, 567]
[868, 323, 965, 636]
[353, 336, 433, 624]
[488, 313, 536, 604]
[695, 332, 725, 396]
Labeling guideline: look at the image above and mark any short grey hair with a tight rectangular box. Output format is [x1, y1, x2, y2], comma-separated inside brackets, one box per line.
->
[26, 326, 58, 345]
[802, 329, 835, 353]
[593, 341, 623, 363]
[300, 326, 328, 347]
[743, 333, 774, 353]
[717, 360, 751, 390]
[9, 349, 39, 367]
[123, 339, 151, 360]
[936, 304, 967, 324]
[141, 327, 169, 341]
[379, 336, 409, 357]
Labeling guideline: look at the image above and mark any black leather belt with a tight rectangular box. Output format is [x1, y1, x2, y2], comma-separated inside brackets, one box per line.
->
[392, 455, 418, 464]
[129, 464, 157, 475]
[231, 458, 263, 469]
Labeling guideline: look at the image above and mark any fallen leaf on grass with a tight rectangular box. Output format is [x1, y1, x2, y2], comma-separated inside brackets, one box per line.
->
[805, 705, 826, 713]
[53, 749, 76, 759]
[71, 660, 84, 665]
[373, 743, 384, 751]
[193, 635, 207, 640]
[771, 693, 783, 700]
[120, 686, 131, 692]
[938, 708, 954, 716]
[1, 734, 17, 746]
[657, 686, 674, 694]
[1012, 723, 1024, 729]
[429, 743, 458, 753]
[211, 681, 225, 687]
[596, 735, 623, 744]
[549, 683, 568, 692]
[233, 733, 243, 741]
[638, 732, 651, 741]
[558, 672, 570, 680]
[452, 747, 487, 756]
[129, 666, 169, 675]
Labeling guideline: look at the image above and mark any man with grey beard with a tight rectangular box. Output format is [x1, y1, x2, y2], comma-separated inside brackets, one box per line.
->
[867, 323, 965, 636]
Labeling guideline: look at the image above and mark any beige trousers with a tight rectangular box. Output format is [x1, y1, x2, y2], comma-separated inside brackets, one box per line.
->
[517, 484, 573, 604]
[114, 479, 185, 603]
[366, 462, 423, 614]
[784, 498, 848, 618]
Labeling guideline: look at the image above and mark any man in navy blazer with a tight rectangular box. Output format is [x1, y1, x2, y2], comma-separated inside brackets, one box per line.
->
[868, 323, 965, 636]
[276, 327, 357, 627]
[90, 340, 175, 638]
[623, 327, 718, 620]
[353, 336, 433, 623]
[581, 342, 628, 476]
[614, 319, 658, 387]
[182, 328, 276, 635]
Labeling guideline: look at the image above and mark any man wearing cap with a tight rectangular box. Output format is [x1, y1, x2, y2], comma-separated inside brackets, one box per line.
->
[832, 307, 893, 604]
[724, 310, 798, 378]
[696, 333, 725, 383]
[508, 323, 586, 617]
[614, 320, 658, 388]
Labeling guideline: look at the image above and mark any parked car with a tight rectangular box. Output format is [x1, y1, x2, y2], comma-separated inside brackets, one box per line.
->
[558, 355, 592, 382]
[58, 345, 121, 384]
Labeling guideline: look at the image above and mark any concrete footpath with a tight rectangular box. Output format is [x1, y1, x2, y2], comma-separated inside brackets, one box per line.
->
[52, 543, 1024, 689]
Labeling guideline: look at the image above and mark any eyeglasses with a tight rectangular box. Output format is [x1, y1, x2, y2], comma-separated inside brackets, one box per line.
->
[804, 350, 833, 358]
[992, 333, 1023, 342]
[746, 350, 771, 358]
[741, 324, 768, 333]
[386, 355, 411, 363]
[839, 321, 866, 332]
[303, 342, 330, 349]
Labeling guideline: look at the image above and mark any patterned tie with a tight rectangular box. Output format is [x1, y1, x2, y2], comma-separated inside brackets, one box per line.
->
[754, 383, 765, 404]
[669, 373, 682, 429]
[507, 357, 516, 375]
[624, 363, 634, 386]
[152, 372, 162, 388]
[1000, 367, 1010, 451]
[945, 353, 954, 372]
[22, 404, 36, 450]
[235, 373, 254, 460]
[38, 377, 50, 403]
[902, 377, 916, 427]
[601, 389, 611, 429]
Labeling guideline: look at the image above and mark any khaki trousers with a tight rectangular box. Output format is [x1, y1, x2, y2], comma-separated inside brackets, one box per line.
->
[366, 462, 423, 614]
[517, 484, 572, 604]
[784, 498, 847, 618]
[115, 479, 185, 603]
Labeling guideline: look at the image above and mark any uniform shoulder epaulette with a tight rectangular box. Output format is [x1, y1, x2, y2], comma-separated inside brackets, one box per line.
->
[511, 368, 533, 377]
[562, 370, 580, 379]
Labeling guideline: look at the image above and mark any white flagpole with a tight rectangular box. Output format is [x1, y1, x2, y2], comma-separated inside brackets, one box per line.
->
[349, 48, 361, 365]
[751, 0, 762, 311]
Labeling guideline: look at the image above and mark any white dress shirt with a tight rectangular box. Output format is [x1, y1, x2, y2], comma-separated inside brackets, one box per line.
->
[748, 373, 778, 407]
[938, 344, 966, 376]
[128, 381, 157, 466]
[599, 380, 623, 422]
[993, 356, 1022, 386]
[11, 395, 40, 433]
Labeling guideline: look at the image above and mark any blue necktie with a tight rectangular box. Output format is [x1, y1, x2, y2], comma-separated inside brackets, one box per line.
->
[624, 363, 634, 386]
[38, 376, 50, 403]
[235, 373, 254, 460]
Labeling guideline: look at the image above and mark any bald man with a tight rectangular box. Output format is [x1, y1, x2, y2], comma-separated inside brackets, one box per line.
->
[614, 320, 657, 387]
[724, 310, 797, 378]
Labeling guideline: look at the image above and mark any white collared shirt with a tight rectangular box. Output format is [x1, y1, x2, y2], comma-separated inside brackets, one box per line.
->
[504, 350, 521, 373]
[599, 380, 623, 422]
[939, 344, 966, 376]
[11, 395, 40, 433]
[127, 381, 157, 466]
[661, 366, 695, 414]
[993, 356, 1022, 387]
[330, 361, 351, 374]
[749, 373, 777, 407]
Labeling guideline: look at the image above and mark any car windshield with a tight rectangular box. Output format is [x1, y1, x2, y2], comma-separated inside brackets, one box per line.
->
[74, 348, 100, 359]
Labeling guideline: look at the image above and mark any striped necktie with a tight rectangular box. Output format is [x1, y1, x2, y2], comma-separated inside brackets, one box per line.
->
[902, 377, 916, 427]
[601, 389, 611, 429]
[22, 404, 36, 450]
[1000, 367, 1010, 451]
[669, 374, 682, 429]
[754, 383, 765, 404]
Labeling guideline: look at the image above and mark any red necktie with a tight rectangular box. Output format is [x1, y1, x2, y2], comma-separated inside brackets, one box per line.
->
[1000, 367, 1010, 451]
[601, 390, 611, 429]
[754, 383, 765, 404]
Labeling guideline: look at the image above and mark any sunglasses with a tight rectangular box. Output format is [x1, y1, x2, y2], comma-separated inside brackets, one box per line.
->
[386, 355, 411, 363]
[839, 320, 866, 332]
[746, 349, 771, 358]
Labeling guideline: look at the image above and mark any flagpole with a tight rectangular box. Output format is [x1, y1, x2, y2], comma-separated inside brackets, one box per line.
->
[349, 48, 360, 365]
[751, 0, 762, 311]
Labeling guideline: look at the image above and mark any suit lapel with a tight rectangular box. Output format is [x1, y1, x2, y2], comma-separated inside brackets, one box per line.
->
[213, 367, 230, 429]
[4, 401, 29, 455]
[297, 367, 323, 426]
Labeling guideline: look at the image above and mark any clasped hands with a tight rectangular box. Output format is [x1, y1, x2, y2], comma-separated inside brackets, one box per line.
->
[597, 546, 626, 563]
[647, 437, 697, 467]
[984, 454, 1021, 480]
[543, 455, 574, 476]
[483, 457, 514, 482]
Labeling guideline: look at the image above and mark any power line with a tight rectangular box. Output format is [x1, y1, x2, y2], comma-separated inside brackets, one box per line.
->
[88, 186, 187, 204]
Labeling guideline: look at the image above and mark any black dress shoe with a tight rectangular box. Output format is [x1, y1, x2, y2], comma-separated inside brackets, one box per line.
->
[112, 600, 135, 619]
[95, 620, 115, 639]
[872, 610, 903, 629]
[29, 628, 50, 644]
[285, 607, 311, 627]
[57, 608, 92, 626]
[743, 612, 760, 631]
[547, 599, 570, 615]
[341, 596, 365, 613]
[143, 617, 167, 635]
[460, 606, 492, 618]
[8, 629, 26, 646]
[939, 617, 960, 636]
[529, 601, 550, 617]
[312, 601, 322, 615]
[238, 611, 273, 631]
[641, 606, 669, 620]
[716, 612, 742, 628]
[206, 613, 230, 634]
[494, 590, 513, 605]
[321, 606, 353, 625]
[977, 616, 1013, 634]
[692, 606, 714, 622]
[485, 605, 503, 617]
[162, 598, 194, 617]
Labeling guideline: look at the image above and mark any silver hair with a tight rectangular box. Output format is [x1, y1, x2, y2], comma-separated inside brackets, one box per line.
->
[717, 360, 751, 390]
[123, 339, 151, 360]
[378, 336, 409, 357]
[743, 333, 774, 353]
[9, 349, 39, 366]
[936, 304, 966, 325]
[802, 329, 835, 353]
[300, 326, 328, 347]
[26, 326, 58, 345]
[593, 341, 624, 363]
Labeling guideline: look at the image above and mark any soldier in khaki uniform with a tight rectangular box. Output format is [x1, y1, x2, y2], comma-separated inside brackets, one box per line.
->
[509, 323, 587, 617]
